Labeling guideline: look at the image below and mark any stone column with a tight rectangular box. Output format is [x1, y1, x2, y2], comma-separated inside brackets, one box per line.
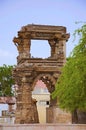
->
[23, 39, 31, 58]
[48, 40, 56, 58]
[49, 39, 59, 59]
[55, 42, 59, 58]
[13, 37, 31, 59]
[57, 40, 66, 63]
[15, 76, 39, 124]
[15, 82, 23, 124]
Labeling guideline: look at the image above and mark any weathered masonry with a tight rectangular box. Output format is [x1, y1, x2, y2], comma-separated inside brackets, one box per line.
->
[13, 24, 70, 124]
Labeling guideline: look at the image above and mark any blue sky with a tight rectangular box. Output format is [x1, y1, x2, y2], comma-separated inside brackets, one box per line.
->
[0, 0, 86, 66]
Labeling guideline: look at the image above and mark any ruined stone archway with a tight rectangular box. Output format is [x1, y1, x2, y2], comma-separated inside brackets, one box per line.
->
[32, 73, 57, 112]
[32, 74, 56, 92]
[13, 24, 70, 124]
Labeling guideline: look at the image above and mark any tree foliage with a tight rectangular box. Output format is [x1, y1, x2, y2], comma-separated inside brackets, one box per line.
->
[52, 23, 86, 112]
[0, 64, 14, 96]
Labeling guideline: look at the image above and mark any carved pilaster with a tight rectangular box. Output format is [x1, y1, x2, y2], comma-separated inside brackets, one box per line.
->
[59, 40, 66, 63]
[56, 39, 66, 63]
[23, 39, 31, 57]
[13, 37, 31, 59]
[15, 76, 39, 124]
[48, 39, 56, 58]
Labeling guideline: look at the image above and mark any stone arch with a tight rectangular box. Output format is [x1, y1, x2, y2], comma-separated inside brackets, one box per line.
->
[32, 73, 56, 93]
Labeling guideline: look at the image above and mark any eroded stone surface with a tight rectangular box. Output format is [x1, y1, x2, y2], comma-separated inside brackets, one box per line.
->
[13, 24, 70, 124]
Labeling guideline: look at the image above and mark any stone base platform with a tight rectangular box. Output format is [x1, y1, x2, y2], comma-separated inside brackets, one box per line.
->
[0, 124, 86, 130]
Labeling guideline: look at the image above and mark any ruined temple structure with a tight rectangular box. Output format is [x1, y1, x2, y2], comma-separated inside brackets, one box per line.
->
[13, 24, 70, 124]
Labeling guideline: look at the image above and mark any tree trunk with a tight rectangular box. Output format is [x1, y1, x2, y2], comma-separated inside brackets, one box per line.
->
[72, 109, 78, 124]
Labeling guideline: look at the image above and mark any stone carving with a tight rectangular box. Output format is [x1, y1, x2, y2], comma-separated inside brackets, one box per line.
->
[13, 24, 70, 124]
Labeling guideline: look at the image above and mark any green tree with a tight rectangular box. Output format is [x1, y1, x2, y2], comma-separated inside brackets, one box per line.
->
[0, 64, 14, 96]
[52, 23, 86, 123]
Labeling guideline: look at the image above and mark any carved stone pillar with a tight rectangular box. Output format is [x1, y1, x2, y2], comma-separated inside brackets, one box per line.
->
[59, 40, 66, 62]
[55, 42, 59, 58]
[48, 40, 56, 58]
[48, 39, 60, 59]
[23, 39, 31, 57]
[15, 76, 39, 124]
[13, 37, 31, 58]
